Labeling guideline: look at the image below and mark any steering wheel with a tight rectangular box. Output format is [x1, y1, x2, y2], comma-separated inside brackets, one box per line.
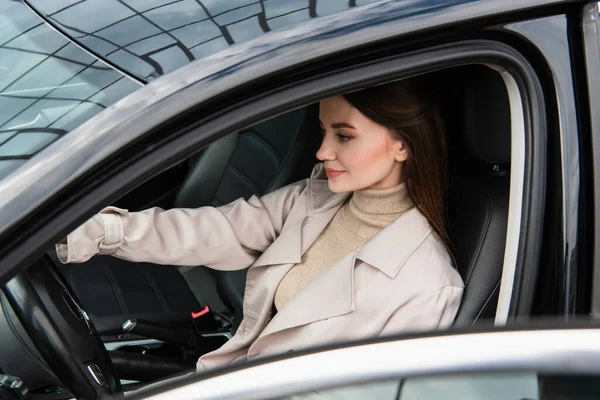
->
[3, 255, 122, 399]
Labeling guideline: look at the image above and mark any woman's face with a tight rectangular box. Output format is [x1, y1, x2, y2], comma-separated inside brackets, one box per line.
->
[317, 95, 408, 193]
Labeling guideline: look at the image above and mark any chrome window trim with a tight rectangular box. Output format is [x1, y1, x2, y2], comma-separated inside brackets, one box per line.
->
[138, 329, 600, 400]
[494, 70, 526, 325]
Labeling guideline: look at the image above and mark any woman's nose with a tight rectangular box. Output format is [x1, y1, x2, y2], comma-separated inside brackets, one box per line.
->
[316, 137, 335, 161]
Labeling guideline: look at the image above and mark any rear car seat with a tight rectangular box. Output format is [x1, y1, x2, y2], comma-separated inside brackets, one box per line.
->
[59, 105, 320, 335]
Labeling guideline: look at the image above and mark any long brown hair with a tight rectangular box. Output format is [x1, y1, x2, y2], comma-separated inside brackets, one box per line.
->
[343, 77, 453, 263]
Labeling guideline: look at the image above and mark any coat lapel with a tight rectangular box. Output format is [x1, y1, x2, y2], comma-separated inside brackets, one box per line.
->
[241, 175, 350, 341]
[253, 208, 432, 342]
[251, 177, 350, 268]
[356, 207, 432, 278]
[257, 251, 356, 339]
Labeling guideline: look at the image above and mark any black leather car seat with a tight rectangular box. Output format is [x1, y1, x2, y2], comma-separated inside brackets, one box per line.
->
[447, 66, 512, 326]
[60, 106, 320, 335]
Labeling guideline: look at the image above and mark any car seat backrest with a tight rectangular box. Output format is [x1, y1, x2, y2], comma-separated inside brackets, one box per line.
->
[448, 66, 512, 326]
[176, 105, 320, 319]
[175, 107, 319, 208]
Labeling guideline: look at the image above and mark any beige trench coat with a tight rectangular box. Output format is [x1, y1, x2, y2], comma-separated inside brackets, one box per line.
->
[59, 164, 464, 372]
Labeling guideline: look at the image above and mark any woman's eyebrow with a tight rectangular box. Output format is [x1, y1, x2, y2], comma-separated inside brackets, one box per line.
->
[331, 122, 356, 129]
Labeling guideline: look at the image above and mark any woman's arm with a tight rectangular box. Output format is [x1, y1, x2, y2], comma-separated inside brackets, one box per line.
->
[379, 285, 464, 336]
[57, 179, 307, 270]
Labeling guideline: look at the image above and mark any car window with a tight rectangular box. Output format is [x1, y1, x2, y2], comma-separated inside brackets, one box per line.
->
[27, 0, 383, 81]
[0, 1, 141, 180]
[282, 372, 600, 400]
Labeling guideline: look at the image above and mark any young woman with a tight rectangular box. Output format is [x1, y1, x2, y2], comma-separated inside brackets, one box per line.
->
[57, 77, 464, 372]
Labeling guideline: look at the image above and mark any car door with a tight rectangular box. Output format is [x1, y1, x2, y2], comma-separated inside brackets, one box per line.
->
[128, 326, 600, 400]
[0, 0, 577, 396]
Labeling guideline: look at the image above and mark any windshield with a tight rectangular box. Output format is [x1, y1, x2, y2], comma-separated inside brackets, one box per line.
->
[0, 1, 141, 180]
[26, 0, 382, 82]
[0, 0, 381, 182]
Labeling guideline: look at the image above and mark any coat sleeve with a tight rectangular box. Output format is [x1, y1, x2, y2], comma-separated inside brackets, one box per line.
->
[379, 285, 464, 337]
[56, 179, 307, 269]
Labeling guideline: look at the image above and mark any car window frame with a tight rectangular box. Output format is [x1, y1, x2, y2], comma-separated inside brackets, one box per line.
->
[0, 32, 553, 400]
[0, 0, 561, 258]
[0, 37, 547, 325]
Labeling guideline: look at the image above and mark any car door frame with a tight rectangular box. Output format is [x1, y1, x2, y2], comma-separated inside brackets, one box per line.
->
[0, 37, 547, 320]
[0, 1, 557, 330]
[0, 0, 562, 272]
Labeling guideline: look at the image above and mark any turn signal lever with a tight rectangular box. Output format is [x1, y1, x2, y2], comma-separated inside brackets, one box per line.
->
[121, 306, 229, 356]
[0, 375, 28, 399]
[122, 319, 197, 349]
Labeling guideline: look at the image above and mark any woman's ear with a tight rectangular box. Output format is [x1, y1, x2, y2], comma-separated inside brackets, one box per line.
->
[395, 141, 409, 162]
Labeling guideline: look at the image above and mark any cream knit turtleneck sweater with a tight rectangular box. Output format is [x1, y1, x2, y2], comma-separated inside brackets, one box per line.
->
[274, 182, 414, 311]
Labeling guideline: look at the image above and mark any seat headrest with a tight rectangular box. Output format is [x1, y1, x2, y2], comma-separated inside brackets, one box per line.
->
[463, 67, 511, 164]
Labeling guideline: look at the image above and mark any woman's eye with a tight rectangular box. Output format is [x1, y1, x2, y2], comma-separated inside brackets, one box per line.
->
[336, 133, 351, 143]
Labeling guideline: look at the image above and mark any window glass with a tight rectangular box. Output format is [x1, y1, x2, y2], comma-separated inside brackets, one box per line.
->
[52, 0, 136, 33]
[282, 372, 600, 400]
[401, 373, 538, 400]
[143, 0, 209, 31]
[27, 0, 386, 81]
[0, 1, 141, 180]
[171, 20, 222, 49]
[96, 16, 162, 47]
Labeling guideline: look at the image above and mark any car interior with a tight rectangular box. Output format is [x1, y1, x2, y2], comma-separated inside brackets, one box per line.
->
[2, 63, 513, 392]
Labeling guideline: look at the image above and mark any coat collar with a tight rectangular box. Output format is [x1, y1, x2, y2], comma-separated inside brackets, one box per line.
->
[252, 165, 349, 268]
[306, 163, 432, 277]
[356, 207, 431, 278]
[248, 167, 434, 344]
[253, 163, 432, 277]
[252, 208, 432, 344]
[306, 164, 350, 216]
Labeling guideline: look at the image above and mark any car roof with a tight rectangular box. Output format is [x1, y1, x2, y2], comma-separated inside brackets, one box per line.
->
[0, 0, 582, 279]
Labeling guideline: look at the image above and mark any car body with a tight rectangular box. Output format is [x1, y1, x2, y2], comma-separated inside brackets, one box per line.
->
[1, 0, 600, 399]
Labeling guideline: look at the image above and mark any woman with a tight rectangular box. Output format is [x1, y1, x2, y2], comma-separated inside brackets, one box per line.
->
[57, 77, 464, 372]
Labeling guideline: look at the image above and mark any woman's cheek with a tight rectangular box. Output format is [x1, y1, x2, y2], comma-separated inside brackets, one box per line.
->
[349, 143, 382, 169]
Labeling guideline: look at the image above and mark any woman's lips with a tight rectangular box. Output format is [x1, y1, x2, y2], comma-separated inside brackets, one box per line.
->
[325, 169, 345, 179]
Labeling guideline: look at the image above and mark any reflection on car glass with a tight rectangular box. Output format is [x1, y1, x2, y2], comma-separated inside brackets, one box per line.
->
[27, 0, 382, 81]
[0, 1, 140, 180]
[0, 0, 382, 181]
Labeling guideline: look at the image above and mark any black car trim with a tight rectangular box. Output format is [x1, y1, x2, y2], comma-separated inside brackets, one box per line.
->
[581, 2, 600, 317]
